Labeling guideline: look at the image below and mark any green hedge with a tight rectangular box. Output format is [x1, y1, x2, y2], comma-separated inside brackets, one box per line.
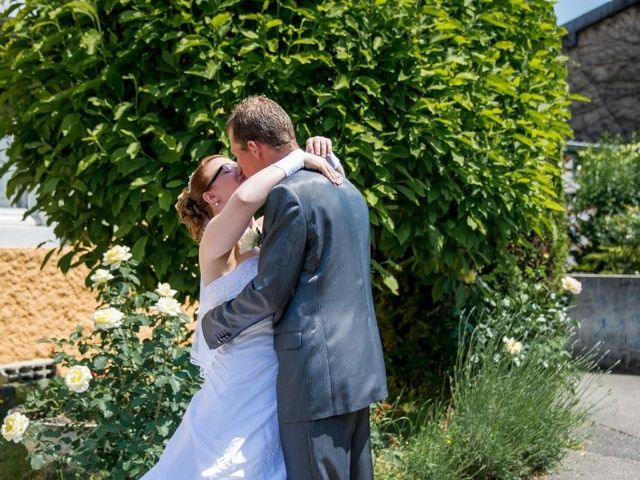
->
[0, 0, 571, 391]
[568, 137, 640, 273]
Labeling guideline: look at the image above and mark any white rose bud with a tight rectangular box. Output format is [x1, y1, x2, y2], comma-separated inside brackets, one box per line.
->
[503, 336, 523, 356]
[102, 245, 133, 270]
[64, 365, 92, 393]
[90, 268, 114, 286]
[93, 307, 125, 331]
[1, 412, 29, 443]
[562, 276, 582, 295]
[155, 282, 177, 298]
[151, 297, 182, 317]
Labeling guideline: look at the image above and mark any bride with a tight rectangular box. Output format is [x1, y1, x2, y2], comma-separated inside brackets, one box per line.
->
[141, 137, 341, 479]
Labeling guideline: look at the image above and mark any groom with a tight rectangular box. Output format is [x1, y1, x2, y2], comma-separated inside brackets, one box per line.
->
[202, 95, 388, 479]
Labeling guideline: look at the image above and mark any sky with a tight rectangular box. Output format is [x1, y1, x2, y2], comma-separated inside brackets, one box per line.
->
[554, 0, 612, 24]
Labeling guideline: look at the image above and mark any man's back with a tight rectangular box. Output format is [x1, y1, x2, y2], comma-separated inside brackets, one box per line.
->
[268, 170, 388, 423]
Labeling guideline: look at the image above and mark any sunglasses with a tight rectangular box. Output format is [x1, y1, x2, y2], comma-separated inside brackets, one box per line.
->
[205, 163, 235, 191]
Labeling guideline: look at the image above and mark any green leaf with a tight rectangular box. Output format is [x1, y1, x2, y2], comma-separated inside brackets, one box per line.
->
[354, 76, 381, 96]
[383, 274, 399, 295]
[76, 153, 100, 175]
[334, 75, 349, 90]
[238, 43, 260, 56]
[80, 29, 102, 55]
[132, 236, 148, 261]
[364, 118, 384, 132]
[364, 190, 379, 207]
[114, 102, 132, 121]
[397, 185, 419, 204]
[60, 114, 80, 137]
[126, 142, 140, 157]
[212, 12, 232, 27]
[58, 250, 75, 273]
[266, 19, 282, 29]
[176, 35, 211, 54]
[158, 191, 173, 211]
[396, 222, 411, 244]
[93, 356, 109, 370]
[241, 30, 260, 40]
[31, 454, 46, 470]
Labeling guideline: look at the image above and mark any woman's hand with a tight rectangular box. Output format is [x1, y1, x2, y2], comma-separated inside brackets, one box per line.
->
[303, 153, 342, 185]
[306, 136, 332, 158]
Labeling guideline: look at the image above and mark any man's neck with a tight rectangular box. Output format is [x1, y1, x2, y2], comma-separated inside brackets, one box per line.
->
[266, 143, 299, 165]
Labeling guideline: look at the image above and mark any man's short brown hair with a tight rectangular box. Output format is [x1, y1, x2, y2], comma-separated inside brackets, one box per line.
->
[226, 95, 297, 150]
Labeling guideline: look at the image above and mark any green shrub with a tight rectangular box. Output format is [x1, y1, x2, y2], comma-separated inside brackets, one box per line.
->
[21, 246, 199, 479]
[0, 0, 571, 389]
[427, 339, 589, 479]
[572, 138, 640, 215]
[567, 137, 640, 271]
[372, 278, 592, 479]
[472, 276, 578, 368]
[581, 206, 640, 274]
[377, 311, 592, 480]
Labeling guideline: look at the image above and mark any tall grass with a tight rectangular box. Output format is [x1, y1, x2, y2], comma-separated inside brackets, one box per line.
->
[375, 318, 596, 480]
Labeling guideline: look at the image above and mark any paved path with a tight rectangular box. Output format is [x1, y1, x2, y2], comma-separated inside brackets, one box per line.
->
[549, 373, 640, 480]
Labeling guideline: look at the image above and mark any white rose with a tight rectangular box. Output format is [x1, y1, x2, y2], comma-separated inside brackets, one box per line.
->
[102, 245, 133, 270]
[155, 282, 177, 298]
[90, 268, 114, 286]
[64, 365, 92, 393]
[93, 307, 125, 331]
[151, 297, 182, 316]
[1, 412, 29, 443]
[239, 228, 261, 254]
[503, 336, 523, 356]
[562, 276, 582, 295]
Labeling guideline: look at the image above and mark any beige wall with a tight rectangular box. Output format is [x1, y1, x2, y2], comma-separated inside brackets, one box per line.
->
[0, 248, 97, 365]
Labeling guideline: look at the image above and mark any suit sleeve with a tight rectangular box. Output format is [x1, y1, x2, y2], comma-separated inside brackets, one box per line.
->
[201, 183, 307, 349]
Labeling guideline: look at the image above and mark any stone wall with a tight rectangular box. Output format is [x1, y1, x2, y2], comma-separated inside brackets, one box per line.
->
[565, 5, 640, 141]
[0, 248, 96, 365]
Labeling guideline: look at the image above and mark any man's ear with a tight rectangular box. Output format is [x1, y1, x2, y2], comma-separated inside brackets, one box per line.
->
[247, 140, 260, 157]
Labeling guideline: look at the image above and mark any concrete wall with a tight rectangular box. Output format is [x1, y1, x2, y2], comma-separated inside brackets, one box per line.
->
[0, 248, 96, 365]
[571, 273, 640, 371]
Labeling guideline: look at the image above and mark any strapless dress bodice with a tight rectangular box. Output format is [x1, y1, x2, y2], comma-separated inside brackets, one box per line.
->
[198, 256, 260, 319]
[191, 256, 267, 378]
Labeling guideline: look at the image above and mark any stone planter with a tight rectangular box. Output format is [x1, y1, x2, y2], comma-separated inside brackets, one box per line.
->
[22, 415, 96, 463]
[570, 273, 640, 372]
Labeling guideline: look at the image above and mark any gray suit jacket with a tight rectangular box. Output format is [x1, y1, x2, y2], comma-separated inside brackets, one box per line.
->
[202, 170, 388, 423]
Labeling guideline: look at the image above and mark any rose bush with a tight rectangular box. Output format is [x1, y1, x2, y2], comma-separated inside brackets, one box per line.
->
[20, 246, 199, 478]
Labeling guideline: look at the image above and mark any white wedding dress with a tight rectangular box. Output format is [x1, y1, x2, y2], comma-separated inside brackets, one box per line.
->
[142, 256, 286, 479]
